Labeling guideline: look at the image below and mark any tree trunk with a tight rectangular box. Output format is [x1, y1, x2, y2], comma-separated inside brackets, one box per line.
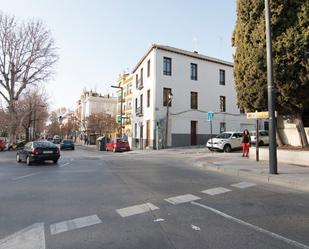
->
[8, 104, 18, 143]
[295, 113, 309, 148]
[24, 127, 30, 142]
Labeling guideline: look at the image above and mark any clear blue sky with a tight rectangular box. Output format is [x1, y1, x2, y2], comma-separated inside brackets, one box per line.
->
[0, 0, 236, 110]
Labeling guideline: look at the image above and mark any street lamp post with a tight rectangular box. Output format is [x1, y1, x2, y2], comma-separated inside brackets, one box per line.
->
[111, 85, 124, 138]
[165, 91, 173, 148]
[265, 0, 278, 174]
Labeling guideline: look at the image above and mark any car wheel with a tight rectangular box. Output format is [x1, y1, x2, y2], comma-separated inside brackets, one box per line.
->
[16, 154, 21, 163]
[26, 156, 31, 166]
[258, 140, 264, 146]
[53, 159, 58, 164]
[72, 147, 75, 150]
[223, 144, 232, 153]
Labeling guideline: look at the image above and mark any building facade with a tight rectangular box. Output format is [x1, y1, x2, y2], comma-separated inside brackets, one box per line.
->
[116, 73, 133, 145]
[132, 44, 255, 149]
[75, 90, 117, 136]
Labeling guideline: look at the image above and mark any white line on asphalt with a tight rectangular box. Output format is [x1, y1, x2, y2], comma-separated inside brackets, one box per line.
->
[231, 181, 256, 189]
[116, 203, 159, 218]
[202, 187, 231, 196]
[59, 162, 70, 168]
[50, 215, 102, 235]
[12, 172, 41, 181]
[0, 222, 45, 249]
[165, 194, 201, 205]
[191, 201, 309, 249]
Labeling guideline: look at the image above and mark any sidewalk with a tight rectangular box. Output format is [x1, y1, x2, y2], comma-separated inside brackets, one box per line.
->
[75, 142, 97, 151]
[195, 153, 309, 192]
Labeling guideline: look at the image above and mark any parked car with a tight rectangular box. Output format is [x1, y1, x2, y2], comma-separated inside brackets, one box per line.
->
[250, 130, 269, 146]
[206, 131, 243, 152]
[8, 140, 27, 151]
[0, 140, 6, 151]
[60, 139, 75, 150]
[106, 139, 130, 152]
[16, 141, 60, 165]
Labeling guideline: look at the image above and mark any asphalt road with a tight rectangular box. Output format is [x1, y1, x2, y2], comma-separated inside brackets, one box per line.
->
[0, 146, 308, 249]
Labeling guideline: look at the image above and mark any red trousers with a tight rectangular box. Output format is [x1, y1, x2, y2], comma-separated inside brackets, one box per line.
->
[242, 143, 250, 156]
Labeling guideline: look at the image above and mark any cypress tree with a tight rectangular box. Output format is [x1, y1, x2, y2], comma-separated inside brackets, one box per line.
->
[233, 0, 309, 146]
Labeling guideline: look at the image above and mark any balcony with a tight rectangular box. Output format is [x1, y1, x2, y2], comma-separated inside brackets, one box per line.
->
[137, 79, 144, 90]
[136, 106, 143, 117]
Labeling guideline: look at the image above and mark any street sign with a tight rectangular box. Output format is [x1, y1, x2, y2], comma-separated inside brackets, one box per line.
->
[117, 115, 121, 123]
[247, 111, 269, 119]
[207, 112, 214, 122]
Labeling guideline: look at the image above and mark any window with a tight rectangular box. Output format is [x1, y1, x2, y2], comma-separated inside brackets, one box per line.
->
[140, 94, 143, 109]
[190, 63, 198, 80]
[191, 92, 198, 109]
[147, 59, 151, 77]
[220, 96, 226, 112]
[135, 98, 138, 112]
[220, 122, 226, 133]
[163, 88, 172, 106]
[163, 57, 172, 76]
[135, 74, 138, 88]
[219, 69, 225, 85]
[147, 89, 150, 107]
[140, 68, 143, 85]
[135, 123, 137, 138]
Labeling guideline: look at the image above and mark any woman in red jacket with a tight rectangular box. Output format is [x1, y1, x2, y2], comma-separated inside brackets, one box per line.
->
[242, 129, 251, 157]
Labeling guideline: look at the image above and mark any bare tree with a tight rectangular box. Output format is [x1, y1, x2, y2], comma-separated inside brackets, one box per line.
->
[17, 88, 49, 141]
[87, 113, 118, 136]
[0, 13, 58, 142]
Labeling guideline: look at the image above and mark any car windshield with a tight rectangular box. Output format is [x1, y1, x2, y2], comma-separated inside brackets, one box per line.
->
[216, 133, 232, 139]
[34, 141, 56, 148]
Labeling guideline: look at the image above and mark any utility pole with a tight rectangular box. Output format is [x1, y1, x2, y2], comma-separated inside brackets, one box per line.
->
[111, 85, 124, 138]
[265, 0, 277, 174]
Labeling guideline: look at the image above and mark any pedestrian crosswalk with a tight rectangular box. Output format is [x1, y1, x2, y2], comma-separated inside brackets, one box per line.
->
[0, 181, 258, 246]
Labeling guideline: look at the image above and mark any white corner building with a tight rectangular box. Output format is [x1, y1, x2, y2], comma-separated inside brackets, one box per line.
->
[132, 44, 254, 149]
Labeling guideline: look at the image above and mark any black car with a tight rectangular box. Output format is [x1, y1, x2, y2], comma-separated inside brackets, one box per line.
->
[60, 139, 75, 150]
[16, 141, 60, 165]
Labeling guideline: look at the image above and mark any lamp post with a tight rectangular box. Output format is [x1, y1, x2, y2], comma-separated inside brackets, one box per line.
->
[265, 0, 277, 174]
[111, 85, 124, 138]
[165, 91, 173, 148]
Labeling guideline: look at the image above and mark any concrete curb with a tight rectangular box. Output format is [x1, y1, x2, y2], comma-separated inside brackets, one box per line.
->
[196, 161, 309, 192]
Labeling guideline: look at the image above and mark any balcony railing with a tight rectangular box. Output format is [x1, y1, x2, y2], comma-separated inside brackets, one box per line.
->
[137, 79, 143, 90]
[136, 106, 143, 117]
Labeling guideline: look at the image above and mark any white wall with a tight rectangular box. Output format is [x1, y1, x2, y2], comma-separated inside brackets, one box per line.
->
[154, 49, 253, 137]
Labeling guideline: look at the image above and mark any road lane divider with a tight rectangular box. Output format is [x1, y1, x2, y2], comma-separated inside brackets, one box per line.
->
[191, 201, 309, 249]
[0, 223, 45, 249]
[59, 162, 70, 168]
[165, 194, 201, 205]
[50, 215, 102, 235]
[12, 172, 41, 181]
[202, 187, 231, 196]
[231, 181, 256, 189]
[116, 203, 159, 218]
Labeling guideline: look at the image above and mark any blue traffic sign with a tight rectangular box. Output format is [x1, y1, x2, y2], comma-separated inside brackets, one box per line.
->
[207, 112, 214, 122]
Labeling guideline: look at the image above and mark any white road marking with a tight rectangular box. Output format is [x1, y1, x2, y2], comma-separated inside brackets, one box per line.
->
[191, 224, 201, 231]
[165, 194, 201, 205]
[12, 172, 41, 181]
[191, 201, 309, 249]
[154, 218, 165, 222]
[50, 215, 102, 235]
[0, 223, 45, 249]
[116, 203, 159, 218]
[202, 187, 231, 196]
[231, 181, 256, 189]
[59, 162, 70, 168]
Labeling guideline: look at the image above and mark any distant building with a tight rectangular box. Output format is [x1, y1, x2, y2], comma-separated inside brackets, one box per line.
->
[131, 44, 255, 149]
[75, 90, 117, 133]
[116, 72, 133, 144]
